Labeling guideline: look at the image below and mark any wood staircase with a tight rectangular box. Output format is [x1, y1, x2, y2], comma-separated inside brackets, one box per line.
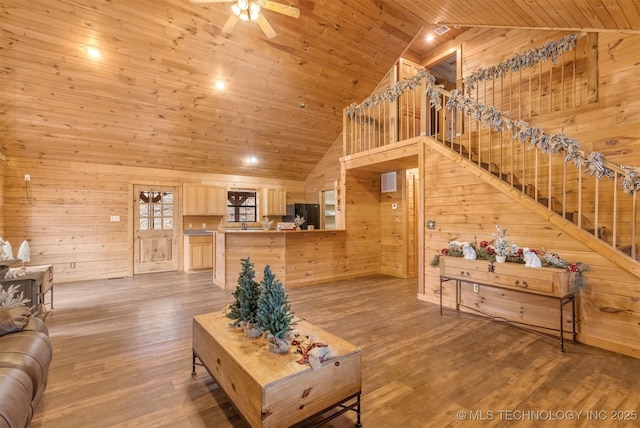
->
[439, 139, 639, 263]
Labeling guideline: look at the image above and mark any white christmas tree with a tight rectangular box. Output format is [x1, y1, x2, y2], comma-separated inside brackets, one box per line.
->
[3, 241, 13, 260]
[0, 236, 6, 260]
[17, 240, 30, 266]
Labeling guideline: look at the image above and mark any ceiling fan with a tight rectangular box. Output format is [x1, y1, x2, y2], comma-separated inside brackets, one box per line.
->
[190, 0, 300, 39]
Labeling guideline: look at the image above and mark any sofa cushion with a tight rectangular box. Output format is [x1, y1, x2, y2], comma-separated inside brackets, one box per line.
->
[0, 307, 30, 337]
[23, 316, 50, 339]
[0, 368, 33, 428]
[0, 332, 52, 400]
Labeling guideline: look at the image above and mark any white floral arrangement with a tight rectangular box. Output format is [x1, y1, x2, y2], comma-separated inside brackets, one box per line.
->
[261, 216, 274, 230]
[492, 225, 511, 256]
[293, 215, 306, 228]
[0, 284, 30, 308]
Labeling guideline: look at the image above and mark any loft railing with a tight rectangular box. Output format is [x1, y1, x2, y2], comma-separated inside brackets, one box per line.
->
[343, 70, 640, 263]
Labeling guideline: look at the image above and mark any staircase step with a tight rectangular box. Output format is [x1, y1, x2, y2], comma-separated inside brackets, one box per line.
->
[538, 197, 563, 213]
[618, 245, 639, 261]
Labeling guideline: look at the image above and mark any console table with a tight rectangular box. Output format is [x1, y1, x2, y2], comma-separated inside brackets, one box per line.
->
[192, 312, 362, 428]
[439, 257, 576, 351]
[0, 265, 54, 318]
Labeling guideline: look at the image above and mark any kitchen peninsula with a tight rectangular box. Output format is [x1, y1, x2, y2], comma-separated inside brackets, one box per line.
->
[213, 229, 348, 289]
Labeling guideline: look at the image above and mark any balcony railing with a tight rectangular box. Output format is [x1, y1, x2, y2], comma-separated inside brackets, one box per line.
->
[344, 69, 639, 263]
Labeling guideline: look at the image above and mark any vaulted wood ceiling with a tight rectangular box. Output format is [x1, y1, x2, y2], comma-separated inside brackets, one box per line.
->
[1, 1, 638, 180]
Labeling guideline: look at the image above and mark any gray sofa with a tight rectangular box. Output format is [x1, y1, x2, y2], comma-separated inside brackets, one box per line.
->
[0, 307, 52, 428]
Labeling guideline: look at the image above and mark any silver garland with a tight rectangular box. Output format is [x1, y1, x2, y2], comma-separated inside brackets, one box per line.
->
[445, 90, 634, 192]
[344, 69, 443, 118]
[344, 50, 638, 196]
[464, 34, 579, 95]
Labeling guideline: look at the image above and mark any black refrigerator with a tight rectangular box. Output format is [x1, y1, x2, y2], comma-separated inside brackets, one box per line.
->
[286, 203, 320, 230]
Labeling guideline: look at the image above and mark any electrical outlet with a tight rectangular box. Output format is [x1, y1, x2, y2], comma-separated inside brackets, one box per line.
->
[24, 174, 30, 182]
[473, 283, 479, 293]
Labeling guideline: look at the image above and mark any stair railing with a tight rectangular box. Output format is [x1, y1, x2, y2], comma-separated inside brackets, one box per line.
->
[344, 72, 639, 262]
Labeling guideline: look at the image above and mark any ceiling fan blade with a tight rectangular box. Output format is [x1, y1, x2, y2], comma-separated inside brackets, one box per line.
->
[190, 0, 235, 3]
[258, 0, 300, 18]
[257, 14, 277, 38]
[222, 13, 239, 33]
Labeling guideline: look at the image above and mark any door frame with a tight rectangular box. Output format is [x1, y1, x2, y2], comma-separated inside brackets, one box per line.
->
[128, 181, 183, 276]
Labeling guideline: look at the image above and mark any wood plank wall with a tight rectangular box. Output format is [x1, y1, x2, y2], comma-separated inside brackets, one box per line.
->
[344, 169, 382, 277]
[380, 171, 405, 277]
[2, 157, 306, 282]
[424, 29, 640, 170]
[0, 159, 4, 236]
[304, 135, 343, 204]
[379, 169, 419, 278]
[417, 30, 640, 358]
[421, 144, 639, 358]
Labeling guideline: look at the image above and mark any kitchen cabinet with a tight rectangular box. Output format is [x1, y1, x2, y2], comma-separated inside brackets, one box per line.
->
[184, 235, 213, 272]
[184, 184, 227, 216]
[262, 188, 287, 216]
[207, 186, 227, 216]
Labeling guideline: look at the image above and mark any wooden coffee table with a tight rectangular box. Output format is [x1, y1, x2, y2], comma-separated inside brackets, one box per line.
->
[192, 312, 362, 427]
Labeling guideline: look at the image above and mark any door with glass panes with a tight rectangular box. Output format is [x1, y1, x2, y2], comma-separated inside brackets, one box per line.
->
[133, 185, 179, 274]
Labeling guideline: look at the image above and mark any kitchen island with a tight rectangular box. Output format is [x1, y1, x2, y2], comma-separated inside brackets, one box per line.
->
[213, 229, 348, 289]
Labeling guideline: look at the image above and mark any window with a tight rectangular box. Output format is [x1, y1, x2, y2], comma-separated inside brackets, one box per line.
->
[139, 191, 173, 230]
[227, 190, 257, 222]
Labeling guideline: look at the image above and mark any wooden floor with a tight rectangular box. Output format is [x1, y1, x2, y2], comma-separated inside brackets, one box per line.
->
[31, 272, 639, 428]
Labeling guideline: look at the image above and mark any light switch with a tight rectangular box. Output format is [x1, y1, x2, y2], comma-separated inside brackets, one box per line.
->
[110, 215, 120, 222]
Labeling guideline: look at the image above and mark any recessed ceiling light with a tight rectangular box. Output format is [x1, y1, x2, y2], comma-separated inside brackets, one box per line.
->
[215, 80, 226, 90]
[247, 156, 258, 164]
[85, 45, 103, 59]
[426, 34, 434, 43]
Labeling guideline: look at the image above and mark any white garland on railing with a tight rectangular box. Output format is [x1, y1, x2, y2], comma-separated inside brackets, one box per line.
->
[445, 89, 640, 195]
[344, 69, 443, 118]
[342, 65, 640, 195]
[464, 33, 579, 94]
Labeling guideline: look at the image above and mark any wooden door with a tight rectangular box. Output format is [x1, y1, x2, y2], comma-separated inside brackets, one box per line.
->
[133, 185, 179, 274]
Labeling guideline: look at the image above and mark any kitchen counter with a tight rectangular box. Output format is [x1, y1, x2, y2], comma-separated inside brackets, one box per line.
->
[213, 229, 348, 289]
[183, 229, 214, 236]
[218, 229, 340, 233]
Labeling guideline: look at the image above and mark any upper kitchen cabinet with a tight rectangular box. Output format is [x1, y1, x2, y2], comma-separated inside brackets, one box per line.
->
[207, 186, 227, 216]
[262, 188, 287, 216]
[184, 184, 227, 216]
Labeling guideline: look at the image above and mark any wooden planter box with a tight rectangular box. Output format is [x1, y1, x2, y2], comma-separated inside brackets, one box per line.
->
[192, 313, 362, 428]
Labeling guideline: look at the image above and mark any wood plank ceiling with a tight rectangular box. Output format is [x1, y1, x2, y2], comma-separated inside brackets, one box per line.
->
[1, 1, 638, 180]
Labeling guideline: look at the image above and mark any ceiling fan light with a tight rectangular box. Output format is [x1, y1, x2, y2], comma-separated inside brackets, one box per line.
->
[249, 3, 260, 20]
[237, 0, 249, 11]
[232, 4, 251, 21]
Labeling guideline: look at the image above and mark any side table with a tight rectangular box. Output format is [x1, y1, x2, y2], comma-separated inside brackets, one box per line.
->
[0, 264, 54, 318]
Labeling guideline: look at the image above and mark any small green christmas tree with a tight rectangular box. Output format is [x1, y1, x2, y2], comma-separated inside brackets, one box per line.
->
[227, 257, 261, 327]
[257, 265, 294, 352]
